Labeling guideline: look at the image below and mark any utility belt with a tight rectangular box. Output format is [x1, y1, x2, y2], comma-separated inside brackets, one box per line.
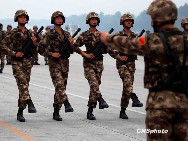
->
[118, 53, 137, 62]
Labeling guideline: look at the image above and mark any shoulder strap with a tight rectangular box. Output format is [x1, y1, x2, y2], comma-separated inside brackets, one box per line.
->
[158, 32, 181, 66]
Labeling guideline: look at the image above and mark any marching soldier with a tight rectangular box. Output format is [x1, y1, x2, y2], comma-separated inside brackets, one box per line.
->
[74, 12, 109, 120]
[38, 11, 74, 121]
[0, 10, 39, 122]
[6, 24, 13, 65]
[108, 13, 143, 119]
[100, 0, 188, 140]
[32, 25, 40, 65]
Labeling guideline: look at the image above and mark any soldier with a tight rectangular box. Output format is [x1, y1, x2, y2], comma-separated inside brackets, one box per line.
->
[74, 12, 109, 120]
[181, 17, 188, 34]
[108, 13, 143, 119]
[32, 25, 40, 65]
[43, 26, 50, 65]
[100, 0, 188, 140]
[6, 24, 13, 65]
[0, 10, 39, 122]
[38, 11, 74, 121]
[0, 23, 6, 73]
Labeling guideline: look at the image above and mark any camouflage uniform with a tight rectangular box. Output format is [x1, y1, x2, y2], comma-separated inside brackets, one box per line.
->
[104, 0, 188, 140]
[74, 12, 109, 120]
[32, 25, 40, 65]
[109, 31, 139, 107]
[0, 10, 37, 122]
[0, 23, 6, 73]
[5, 25, 13, 65]
[38, 11, 73, 121]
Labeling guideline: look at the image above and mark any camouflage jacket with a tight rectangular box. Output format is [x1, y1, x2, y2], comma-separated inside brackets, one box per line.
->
[74, 29, 107, 57]
[39, 28, 72, 60]
[0, 27, 35, 58]
[0, 29, 6, 56]
[107, 26, 188, 108]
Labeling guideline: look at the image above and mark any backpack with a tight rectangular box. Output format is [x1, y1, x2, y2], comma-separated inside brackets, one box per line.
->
[158, 31, 188, 97]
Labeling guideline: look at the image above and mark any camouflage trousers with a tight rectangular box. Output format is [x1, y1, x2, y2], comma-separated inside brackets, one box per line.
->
[0, 54, 5, 69]
[146, 108, 188, 141]
[33, 49, 39, 62]
[49, 59, 69, 109]
[11, 58, 33, 109]
[116, 60, 135, 108]
[83, 59, 103, 108]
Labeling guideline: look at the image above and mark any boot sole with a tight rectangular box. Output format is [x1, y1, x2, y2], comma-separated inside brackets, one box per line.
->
[53, 117, 62, 121]
[65, 108, 74, 113]
[132, 104, 143, 107]
[28, 110, 37, 113]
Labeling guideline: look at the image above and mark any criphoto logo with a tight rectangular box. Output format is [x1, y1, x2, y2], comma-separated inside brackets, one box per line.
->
[137, 129, 168, 134]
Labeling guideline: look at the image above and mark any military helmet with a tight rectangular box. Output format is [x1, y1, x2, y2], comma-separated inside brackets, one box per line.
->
[86, 12, 100, 24]
[7, 25, 12, 28]
[51, 11, 65, 24]
[120, 13, 134, 25]
[181, 17, 188, 28]
[147, 0, 177, 22]
[14, 9, 29, 22]
[33, 25, 38, 29]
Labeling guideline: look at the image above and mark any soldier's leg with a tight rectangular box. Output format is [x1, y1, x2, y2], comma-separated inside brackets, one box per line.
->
[146, 108, 178, 141]
[95, 61, 109, 109]
[12, 61, 32, 122]
[23, 58, 36, 113]
[34, 49, 40, 65]
[84, 62, 101, 120]
[0, 55, 5, 73]
[50, 67, 71, 121]
[118, 65, 132, 119]
[6, 55, 11, 65]
[128, 62, 143, 107]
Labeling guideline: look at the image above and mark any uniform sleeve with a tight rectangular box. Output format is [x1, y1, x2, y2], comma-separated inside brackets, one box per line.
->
[106, 34, 150, 56]
[107, 47, 120, 60]
[0, 33, 16, 57]
[73, 33, 85, 54]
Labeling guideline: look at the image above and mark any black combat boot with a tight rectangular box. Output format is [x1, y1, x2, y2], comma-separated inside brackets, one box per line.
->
[53, 104, 62, 121]
[0, 69, 2, 73]
[87, 107, 96, 120]
[64, 100, 74, 112]
[119, 107, 128, 119]
[17, 108, 25, 122]
[131, 93, 143, 107]
[26, 99, 37, 113]
[97, 95, 109, 109]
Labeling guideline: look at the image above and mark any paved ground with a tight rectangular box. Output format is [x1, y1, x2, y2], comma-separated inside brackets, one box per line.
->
[0, 54, 148, 141]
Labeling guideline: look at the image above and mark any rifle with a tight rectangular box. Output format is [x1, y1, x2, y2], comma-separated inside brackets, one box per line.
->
[138, 29, 145, 37]
[59, 28, 81, 59]
[22, 26, 44, 58]
[92, 28, 114, 59]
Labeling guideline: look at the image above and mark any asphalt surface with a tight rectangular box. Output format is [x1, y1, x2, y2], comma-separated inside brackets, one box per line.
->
[0, 54, 148, 141]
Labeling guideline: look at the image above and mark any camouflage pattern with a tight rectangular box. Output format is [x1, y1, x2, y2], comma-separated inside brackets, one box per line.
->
[39, 28, 72, 109]
[147, 0, 177, 22]
[5, 26, 13, 64]
[0, 29, 6, 70]
[108, 30, 137, 108]
[106, 26, 188, 140]
[120, 13, 134, 25]
[86, 12, 100, 24]
[74, 29, 105, 108]
[14, 9, 29, 22]
[51, 11, 65, 24]
[0, 27, 36, 109]
[32, 29, 41, 64]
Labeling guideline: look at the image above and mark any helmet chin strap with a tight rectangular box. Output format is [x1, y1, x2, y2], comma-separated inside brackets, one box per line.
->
[89, 24, 97, 28]
[123, 25, 131, 29]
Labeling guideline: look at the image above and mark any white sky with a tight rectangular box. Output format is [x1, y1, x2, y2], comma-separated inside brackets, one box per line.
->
[0, 0, 187, 20]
